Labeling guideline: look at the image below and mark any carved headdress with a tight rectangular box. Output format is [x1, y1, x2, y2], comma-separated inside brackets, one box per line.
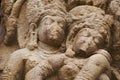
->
[17, 0, 67, 48]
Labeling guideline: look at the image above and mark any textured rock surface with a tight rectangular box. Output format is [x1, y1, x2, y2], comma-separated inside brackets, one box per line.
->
[0, 0, 120, 80]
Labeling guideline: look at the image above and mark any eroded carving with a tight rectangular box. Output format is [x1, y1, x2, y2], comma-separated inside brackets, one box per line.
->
[66, 6, 113, 57]
[67, 0, 110, 10]
[1, 0, 118, 80]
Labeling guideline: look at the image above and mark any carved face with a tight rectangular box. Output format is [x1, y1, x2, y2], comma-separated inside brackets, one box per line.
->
[73, 28, 104, 57]
[38, 15, 66, 47]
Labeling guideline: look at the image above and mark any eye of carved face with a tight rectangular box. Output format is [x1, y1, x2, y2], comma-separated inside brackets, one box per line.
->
[38, 15, 66, 47]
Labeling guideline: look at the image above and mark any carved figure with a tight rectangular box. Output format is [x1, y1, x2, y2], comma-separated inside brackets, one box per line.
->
[108, 0, 120, 45]
[66, 5, 113, 57]
[2, 0, 114, 80]
[2, 0, 67, 80]
[25, 5, 113, 80]
[108, 0, 120, 80]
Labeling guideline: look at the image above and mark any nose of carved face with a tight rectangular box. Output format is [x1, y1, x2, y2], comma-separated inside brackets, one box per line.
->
[46, 23, 65, 46]
[38, 16, 65, 47]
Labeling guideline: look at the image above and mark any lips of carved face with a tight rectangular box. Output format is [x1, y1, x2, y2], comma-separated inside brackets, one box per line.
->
[73, 28, 104, 57]
[38, 15, 66, 47]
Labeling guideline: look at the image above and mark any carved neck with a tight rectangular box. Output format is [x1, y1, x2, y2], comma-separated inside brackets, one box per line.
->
[38, 41, 59, 54]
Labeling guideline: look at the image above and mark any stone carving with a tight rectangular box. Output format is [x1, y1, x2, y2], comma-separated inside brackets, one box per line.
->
[109, 0, 120, 18]
[67, 0, 109, 10]
[108, 0, 120, 45]
[0, 1, 6, 44]
[3, 0, 25, 45]
[66, 5, 113, 57]
[2, 0, 67, 80]
[108, 1, 120, 80]
[25, 49, 111, 80]
[1, 0, 120, 80]
[25, 5, 113, 80]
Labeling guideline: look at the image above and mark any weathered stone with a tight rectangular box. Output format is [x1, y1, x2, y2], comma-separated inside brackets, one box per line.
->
[1, 0, 120, 80]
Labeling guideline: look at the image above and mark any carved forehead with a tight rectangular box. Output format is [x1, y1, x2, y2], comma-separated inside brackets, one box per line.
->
[41, 15, 65, 23]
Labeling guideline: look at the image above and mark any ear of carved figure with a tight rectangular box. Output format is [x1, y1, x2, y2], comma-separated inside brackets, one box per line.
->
[27, 23, 38, 50]
[38, 15, 66, 47]
[73, 28, 104, 57]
